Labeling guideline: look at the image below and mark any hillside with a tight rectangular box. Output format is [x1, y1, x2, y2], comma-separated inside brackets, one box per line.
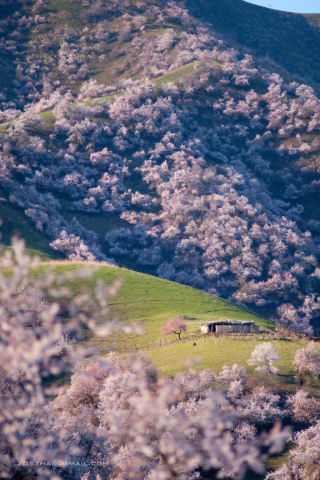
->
[38, 262, 317, 400]
[0, 0, 320, 335]
[185, 0, 320, 86]
[46, 260, 272, 339]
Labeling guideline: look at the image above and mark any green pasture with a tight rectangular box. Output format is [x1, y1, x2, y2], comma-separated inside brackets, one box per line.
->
[46, 262, 271, 322]
[29, 261, 272, 351]
[33, 263, 320, 398]
[148, 336, 318, 396]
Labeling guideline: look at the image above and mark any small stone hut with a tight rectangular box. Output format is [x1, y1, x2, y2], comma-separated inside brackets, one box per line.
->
[199, 319, 259, 335]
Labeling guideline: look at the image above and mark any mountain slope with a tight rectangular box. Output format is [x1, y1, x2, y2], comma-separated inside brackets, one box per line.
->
[185, 0, 320, 86]
[1, 0, 320, 334]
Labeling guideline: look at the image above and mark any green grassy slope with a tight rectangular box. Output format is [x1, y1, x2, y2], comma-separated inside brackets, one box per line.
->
[39, 262, 273, 352]
[37, 263, 319, 400]
[47, 262, 270, 326]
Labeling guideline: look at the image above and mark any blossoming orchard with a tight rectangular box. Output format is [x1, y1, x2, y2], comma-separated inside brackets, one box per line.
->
[1, 0, 320, 478]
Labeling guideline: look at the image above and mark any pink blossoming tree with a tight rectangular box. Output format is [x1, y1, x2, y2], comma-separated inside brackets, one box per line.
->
[160, 316, 187, 340]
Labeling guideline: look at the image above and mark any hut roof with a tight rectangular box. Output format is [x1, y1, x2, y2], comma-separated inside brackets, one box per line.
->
[199, 319, 255, 327]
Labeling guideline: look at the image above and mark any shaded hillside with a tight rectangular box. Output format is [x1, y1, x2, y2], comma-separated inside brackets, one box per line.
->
[0, 201, 62, 260]
[184, 0, 320, 86]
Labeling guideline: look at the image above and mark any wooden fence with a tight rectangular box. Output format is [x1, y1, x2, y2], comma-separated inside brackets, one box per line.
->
[124, 330, 300, 353]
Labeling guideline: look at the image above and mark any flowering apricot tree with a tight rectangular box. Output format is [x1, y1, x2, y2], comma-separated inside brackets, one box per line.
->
[247, 342, 281, 374]
[160, 316, 187, 340]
